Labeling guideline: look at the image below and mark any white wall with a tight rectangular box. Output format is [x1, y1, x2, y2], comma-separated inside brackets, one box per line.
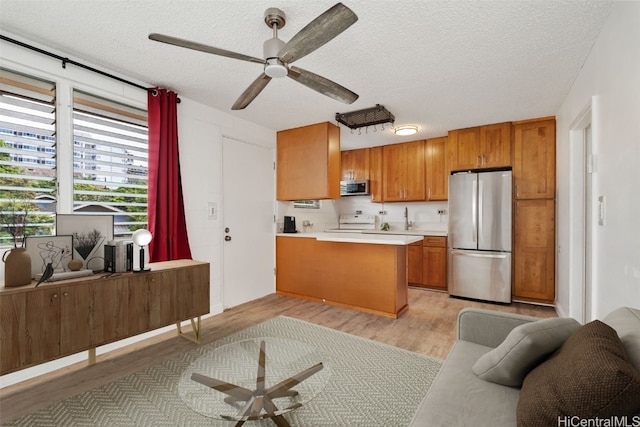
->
[555, 2, 640, 319]
[177, 98, 274, 315]
[0, 35, 275, 387]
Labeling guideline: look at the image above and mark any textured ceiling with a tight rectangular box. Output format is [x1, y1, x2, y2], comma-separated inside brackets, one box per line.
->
[0, 0, 613, 149]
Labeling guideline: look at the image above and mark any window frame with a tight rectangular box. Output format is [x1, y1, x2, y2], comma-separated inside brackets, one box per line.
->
[0, 61, 148, 248]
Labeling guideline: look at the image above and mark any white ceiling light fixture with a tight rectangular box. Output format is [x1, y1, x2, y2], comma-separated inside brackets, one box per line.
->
[394, 125, 418, 136]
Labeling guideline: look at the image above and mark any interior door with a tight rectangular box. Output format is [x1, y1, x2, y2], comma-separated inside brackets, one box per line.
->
[222, 137, 275, 309]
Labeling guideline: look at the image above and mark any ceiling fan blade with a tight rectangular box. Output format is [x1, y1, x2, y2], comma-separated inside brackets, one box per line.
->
[287, 66, 358, 104]
[149, 33, 265, 65]
[232, 74, 272, 110]
[278, 3, 358, 64]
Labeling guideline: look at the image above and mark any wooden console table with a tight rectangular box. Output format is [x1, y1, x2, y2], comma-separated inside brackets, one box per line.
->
[0, 259, 210, 375]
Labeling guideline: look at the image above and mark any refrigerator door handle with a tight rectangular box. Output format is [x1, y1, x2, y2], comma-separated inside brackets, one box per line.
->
[452, 250, 509, 259]
[478, 179, 484, 241]
[472, 179, 477, 242]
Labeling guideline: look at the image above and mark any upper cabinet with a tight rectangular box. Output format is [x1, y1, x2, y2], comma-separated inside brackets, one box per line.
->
[425, 136, 448, 201]
[382, 140, 426, 201]
[513, 118, 556, 199]
[369, 146, 384, 202]
[448, 122, 511, 171]
[276, 122, 340, 201]
[341, 148, 370, 180]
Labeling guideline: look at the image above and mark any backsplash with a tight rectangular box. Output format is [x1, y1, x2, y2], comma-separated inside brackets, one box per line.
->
[277, 196, 448, 233]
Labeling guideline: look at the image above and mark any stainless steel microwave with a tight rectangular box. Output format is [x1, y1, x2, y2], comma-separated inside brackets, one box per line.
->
[340, 180, 369, 196]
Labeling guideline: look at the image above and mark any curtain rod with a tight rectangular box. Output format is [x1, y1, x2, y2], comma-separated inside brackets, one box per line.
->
[1, 34, 149, 91]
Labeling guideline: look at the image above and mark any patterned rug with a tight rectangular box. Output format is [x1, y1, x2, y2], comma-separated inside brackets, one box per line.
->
[5, 316, 442, 426]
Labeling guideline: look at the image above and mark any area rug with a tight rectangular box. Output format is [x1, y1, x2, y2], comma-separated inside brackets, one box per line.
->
[5, 316, 442, 426]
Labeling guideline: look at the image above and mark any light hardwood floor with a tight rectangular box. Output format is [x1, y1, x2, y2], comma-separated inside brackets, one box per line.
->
[0, 288, 555, 423]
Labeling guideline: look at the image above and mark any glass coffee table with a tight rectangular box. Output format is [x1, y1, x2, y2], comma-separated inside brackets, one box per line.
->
[178, 337, 330, 426]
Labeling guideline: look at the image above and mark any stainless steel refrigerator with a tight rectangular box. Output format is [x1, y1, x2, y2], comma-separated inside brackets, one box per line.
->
[448, 170, 512, 303]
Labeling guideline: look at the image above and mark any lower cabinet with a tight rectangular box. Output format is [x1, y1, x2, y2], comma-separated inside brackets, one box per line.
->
[0, 260, 210, 375]
[408, 236, 447, 291]
[513, 199, 555, 303]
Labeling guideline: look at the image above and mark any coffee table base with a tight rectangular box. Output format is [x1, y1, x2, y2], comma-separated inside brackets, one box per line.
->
[191, 340, 323, 426]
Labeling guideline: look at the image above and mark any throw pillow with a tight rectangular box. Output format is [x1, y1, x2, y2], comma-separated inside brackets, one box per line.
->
[517, 320, 640, 427]
[472, 317, 580, 387]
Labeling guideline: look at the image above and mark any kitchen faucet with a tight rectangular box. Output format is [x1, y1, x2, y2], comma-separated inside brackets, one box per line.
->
[404, 207, 409, 230]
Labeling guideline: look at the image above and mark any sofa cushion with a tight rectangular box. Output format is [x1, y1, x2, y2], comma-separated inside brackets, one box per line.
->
[409, 340, 520, 427]
[517, 320, 640, 426]
[472, 317, 580, 386]
[604, 307, 640, 372]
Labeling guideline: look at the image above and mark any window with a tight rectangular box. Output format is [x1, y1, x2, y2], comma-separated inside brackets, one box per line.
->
[0, 68, 148, 249]
[72, 91, 148, 238]
[0, 69, 56, 247]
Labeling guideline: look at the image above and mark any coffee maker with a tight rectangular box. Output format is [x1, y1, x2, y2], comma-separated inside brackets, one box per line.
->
[283, 216, 297, 233]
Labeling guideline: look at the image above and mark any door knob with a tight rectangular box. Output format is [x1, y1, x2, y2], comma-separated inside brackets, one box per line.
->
[225, 235, 232, 241]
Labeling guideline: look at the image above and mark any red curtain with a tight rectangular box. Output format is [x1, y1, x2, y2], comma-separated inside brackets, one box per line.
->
[147, 88, 192, 262]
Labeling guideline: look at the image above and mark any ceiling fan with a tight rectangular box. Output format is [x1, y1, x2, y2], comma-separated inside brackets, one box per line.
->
[149, 3, 359, 110]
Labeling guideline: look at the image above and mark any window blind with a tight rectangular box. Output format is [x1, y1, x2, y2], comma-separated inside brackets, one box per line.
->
[72, 90, 148, 238]
[0, 68, 56, 246]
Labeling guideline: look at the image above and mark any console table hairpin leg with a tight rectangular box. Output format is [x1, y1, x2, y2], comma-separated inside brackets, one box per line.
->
[191, 340, 323, 427]
[176, 316, 202, 344]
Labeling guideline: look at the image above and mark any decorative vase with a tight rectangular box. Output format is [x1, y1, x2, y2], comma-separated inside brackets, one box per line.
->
[2, 247, 32, 287]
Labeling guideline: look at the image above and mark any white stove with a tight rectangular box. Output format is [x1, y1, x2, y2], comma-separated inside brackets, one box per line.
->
[325, 214, 377, 232]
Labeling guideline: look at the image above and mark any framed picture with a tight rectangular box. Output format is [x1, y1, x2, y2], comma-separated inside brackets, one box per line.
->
[56, 214, 114, 272]
[25, 235, 74, 279]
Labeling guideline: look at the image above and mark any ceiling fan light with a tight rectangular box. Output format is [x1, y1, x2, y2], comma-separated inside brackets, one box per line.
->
[264, 58, 288, 78]
[394, 125, 418, 136]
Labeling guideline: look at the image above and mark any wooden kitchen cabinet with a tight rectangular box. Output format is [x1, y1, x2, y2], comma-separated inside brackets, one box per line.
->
[513, 199, 555, 303]
[277, 121, 340, 201]
[425, 136, 448, 200]
[513, 118, 556, 199]
[407, 236, 447, 291]
[341, 148, 370, 180]
[382, 140, 426, 201]
[0, 260, 210, 375]
[369, 146, 384, 202]
[408, 241, 423, 285]
[448, 122, 511, 171]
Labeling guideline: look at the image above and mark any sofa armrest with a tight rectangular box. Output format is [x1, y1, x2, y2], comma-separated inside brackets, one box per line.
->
[457, 308, 544, 348]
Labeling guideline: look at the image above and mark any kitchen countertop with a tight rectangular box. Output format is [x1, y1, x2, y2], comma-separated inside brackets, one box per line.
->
[276, 232, 423, 245]
[362, 229, 447, 237]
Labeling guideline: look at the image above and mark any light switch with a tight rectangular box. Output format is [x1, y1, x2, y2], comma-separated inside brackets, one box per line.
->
[208, 202, 217, 220]
[598, 196, 605, 226]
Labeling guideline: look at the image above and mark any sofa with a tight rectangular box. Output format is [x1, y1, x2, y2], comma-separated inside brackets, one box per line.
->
[409, 306, 640, 426]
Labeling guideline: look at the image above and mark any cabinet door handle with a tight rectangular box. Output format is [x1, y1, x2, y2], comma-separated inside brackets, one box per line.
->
[63, 292, 68, 297]
[53, 293, 58, 299]
[477, 155, 481, 167]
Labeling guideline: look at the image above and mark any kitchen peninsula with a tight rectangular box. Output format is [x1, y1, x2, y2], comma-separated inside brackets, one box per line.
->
[276, 233, 423, 318]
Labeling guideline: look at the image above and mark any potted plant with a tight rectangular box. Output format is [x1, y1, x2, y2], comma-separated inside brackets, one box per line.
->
[1, 199, 33, 286]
